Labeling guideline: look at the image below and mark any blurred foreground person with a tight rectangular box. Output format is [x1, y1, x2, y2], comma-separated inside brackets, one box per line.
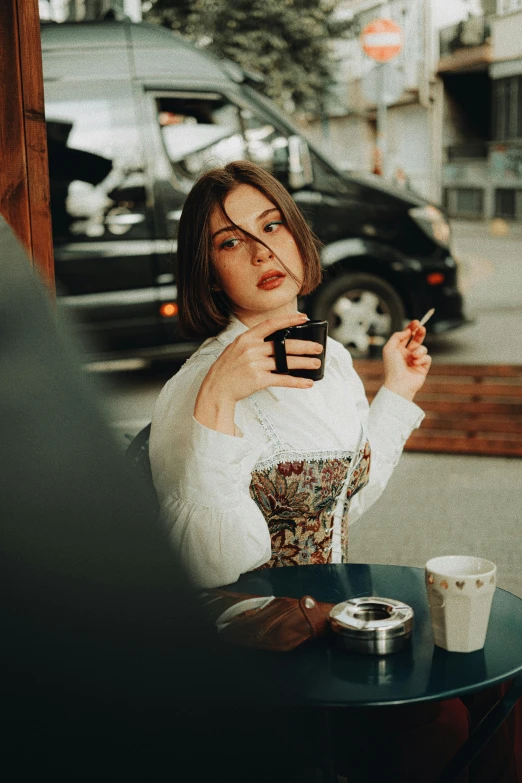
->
[0, 216, 303, 782]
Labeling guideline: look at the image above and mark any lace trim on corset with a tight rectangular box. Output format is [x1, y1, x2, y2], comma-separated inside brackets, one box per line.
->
[254, 449, 355, 472]
[249, 393, 362, 471]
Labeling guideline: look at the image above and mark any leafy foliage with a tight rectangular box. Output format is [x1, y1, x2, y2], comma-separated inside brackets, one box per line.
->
[144, 0, 354, 116]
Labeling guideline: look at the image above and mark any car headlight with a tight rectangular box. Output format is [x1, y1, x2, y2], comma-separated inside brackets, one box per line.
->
[409, 205, 451, 248]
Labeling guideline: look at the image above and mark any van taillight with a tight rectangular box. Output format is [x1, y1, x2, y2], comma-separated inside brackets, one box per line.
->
[160, 302, 178, 317]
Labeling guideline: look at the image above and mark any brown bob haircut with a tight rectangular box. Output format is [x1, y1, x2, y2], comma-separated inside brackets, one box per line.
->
[176, 160, 322, 339]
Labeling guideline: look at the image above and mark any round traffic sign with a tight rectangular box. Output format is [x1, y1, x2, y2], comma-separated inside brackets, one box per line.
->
[361, 18, 403, 63]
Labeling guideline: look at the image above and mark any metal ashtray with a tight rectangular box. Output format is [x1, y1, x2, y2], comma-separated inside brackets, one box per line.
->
[329, 597, 414, 655]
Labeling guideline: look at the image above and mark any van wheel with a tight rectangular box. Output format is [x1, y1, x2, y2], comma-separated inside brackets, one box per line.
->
[311, 272, 405, 358]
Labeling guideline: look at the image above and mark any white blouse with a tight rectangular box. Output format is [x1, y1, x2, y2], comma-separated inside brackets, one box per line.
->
[150, 316, 424, 588]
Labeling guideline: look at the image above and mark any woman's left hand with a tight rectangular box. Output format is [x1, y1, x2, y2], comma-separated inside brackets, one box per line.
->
[381, 321, 432, 402]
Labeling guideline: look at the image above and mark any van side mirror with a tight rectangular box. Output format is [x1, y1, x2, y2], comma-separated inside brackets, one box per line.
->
[288, 136, 313, 190]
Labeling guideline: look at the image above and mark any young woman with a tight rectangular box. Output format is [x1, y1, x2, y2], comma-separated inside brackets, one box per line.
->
[149, 160, 432, 590]
[150, 161, 521, 780]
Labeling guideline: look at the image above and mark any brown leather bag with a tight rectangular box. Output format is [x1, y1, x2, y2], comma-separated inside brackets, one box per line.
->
[198, 590, 335, 652]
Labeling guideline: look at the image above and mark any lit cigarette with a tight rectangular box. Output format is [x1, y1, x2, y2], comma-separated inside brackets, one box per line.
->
[419, 308, 435, 327]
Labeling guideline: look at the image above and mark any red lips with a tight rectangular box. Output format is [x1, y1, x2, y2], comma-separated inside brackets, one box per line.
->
[257, 269, 285, 287]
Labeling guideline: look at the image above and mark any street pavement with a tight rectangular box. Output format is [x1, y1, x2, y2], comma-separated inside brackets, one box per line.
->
[97, 219, 522, 597]
[348, 451, 521, 598]
[426, 219, 522, 365]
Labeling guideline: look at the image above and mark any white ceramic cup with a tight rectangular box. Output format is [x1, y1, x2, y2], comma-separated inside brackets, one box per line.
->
[425, 556, 497, 653]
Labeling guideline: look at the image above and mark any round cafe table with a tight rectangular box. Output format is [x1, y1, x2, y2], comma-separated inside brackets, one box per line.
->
[226, 563, 522, 782]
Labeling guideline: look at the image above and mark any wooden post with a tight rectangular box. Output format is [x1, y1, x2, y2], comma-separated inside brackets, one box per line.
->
[0, 0, 55, 291]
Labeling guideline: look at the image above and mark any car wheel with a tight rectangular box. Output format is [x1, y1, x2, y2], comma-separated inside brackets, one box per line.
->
[311, 272, 405, 358]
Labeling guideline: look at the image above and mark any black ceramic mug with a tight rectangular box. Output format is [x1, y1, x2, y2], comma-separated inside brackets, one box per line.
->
[264, 319, 328, 381]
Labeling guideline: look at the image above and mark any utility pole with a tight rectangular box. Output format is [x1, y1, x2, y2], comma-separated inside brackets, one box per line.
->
[376, 64, 388, 177]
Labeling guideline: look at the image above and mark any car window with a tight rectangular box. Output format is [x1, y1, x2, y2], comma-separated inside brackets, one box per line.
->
[157, 95, 246, 181]
[240, 107, 291, 178]
[44, 80, 148, 241]
[155, 94, 292, 184]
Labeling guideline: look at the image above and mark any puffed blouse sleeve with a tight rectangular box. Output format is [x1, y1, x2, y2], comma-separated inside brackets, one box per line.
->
[149, 354, 272, 589]
[328, 339, 425, 524]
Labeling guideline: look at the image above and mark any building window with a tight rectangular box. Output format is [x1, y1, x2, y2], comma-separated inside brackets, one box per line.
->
[447, 143, 488, 161]
[494, 188, 522, 218]
[497, 0, 522, 15]
[493, 76, 522, 140]
[445, 188, 484, 219]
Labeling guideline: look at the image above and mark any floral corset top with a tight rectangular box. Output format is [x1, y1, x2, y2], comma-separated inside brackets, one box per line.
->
[248, 396, 371, 569]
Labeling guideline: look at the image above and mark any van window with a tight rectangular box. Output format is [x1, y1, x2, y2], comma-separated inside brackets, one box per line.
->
[241, 107, 290, 177]
[157, 95, 246, 180]
[44, 81, 148, 242]
[155, 94, 291, 183]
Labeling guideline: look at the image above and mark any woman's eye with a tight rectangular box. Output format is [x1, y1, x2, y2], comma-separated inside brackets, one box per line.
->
[264, 220, 283, 233]
[219, 237, 240, 250]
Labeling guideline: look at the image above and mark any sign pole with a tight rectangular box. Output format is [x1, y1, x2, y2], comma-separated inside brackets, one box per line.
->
[361, 18, 403, 180]
[376, 64, 387, 177]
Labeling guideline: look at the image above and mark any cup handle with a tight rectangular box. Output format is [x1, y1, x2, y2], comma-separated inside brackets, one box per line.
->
[272, 330, 289, 374]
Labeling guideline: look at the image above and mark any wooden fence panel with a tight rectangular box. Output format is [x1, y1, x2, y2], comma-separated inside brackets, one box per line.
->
[353, 361, 522, 457]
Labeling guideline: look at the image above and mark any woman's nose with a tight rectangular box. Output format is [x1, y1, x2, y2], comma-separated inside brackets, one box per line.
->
[249, 238, 273, 264]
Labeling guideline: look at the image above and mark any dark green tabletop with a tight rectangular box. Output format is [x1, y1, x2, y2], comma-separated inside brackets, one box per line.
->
[226, 563, 522, 708]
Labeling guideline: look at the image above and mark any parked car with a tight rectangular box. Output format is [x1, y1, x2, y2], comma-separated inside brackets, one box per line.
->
[40, 20, 466, 361]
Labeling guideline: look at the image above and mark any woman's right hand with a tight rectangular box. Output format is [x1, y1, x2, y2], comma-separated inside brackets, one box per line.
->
[194, 312, 324, 435]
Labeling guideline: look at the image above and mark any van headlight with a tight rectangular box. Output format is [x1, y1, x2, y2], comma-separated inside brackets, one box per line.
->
[409, 205, 451, 248]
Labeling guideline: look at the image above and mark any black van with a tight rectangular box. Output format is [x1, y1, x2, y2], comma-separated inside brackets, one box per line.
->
[41, 20, 466, 360]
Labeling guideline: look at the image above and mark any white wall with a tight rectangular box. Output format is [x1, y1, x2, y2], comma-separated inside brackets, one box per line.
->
[305, 98, 440, 202]
[387, 102, 433, 198]
[492, 9, 522, 61]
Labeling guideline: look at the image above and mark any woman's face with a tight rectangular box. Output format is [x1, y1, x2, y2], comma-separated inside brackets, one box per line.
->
[209, 184, 304, 327]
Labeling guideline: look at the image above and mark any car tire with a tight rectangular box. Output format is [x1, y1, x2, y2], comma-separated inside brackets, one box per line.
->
[310, 271, 405, 358]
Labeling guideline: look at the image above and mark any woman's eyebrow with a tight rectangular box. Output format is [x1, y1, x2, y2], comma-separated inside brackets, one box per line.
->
[211, 207, 280, 240]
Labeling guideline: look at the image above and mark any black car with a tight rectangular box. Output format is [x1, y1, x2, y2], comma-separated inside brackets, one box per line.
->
[41, 20, 466, 360]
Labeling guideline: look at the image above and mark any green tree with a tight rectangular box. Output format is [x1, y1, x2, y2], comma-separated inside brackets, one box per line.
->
[144, 0, 353, 116]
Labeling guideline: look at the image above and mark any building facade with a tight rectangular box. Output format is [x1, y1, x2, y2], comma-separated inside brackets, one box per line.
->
[304, 0, 441, 203]
[440, 0, 522, 220]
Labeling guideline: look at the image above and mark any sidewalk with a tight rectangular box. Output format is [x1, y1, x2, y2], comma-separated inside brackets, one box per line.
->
[425, 219, 522, 365]
[349, 451, 522, 599]
[451, 217, 522, 239]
